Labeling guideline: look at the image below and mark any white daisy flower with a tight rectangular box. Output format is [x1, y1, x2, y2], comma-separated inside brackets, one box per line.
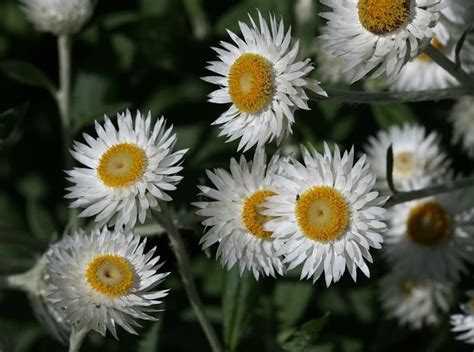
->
[263, 143, 387, 286]
[19, 0, 94, 35]
[202, 12, 327, 152]
[46, 227, 169, 338]
[384, 178, 474, 282]
[450, 97, 474, 158]
[379, 271, 452, 329]
[315, 40, 351, 85]
[65, 110, 187, 230]
[319, 0, 444, 83]
[194, 149, 285, 279]
[364, 123, 450, 191]
[451, 291, 474, 344]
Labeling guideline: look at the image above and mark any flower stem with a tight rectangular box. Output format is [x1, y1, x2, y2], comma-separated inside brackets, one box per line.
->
[153, 203, 222, 352]
[56, 35, 78, 230]
[68, 328, 88, 352]
[424, 43, 474, 89]
[385, 176, 474, 207]
[312, 87, 473, 104]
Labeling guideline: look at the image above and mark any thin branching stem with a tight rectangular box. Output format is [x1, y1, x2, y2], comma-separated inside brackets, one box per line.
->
[385, 176, 474, 207]
[153, 203, 222, 352]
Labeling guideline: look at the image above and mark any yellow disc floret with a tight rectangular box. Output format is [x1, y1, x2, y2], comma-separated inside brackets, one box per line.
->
[295, 186, 350, 243]
[406, 201, 452, 247]
[97, 143, 147, 188]
[85, 254, 134, 297]
[418, 36, 444, 61]
[228, 53, 273, 114]
[393, 152, 419, 178]
[358, 0, 411, 35]
[242, 189, 277, 239]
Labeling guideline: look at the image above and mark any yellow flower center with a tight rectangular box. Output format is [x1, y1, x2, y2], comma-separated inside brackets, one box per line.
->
[406, 201, 452, 247]
[228, 53, 273, 114]
[295, 186, 350, 243]
[358, 0, 411, 35]
[242, 189, 276, 239]
[393, 152, 418, 177]
[97, 143, 147, 188]
[418, 36, 445, 61]
[85, 254, 134, 297]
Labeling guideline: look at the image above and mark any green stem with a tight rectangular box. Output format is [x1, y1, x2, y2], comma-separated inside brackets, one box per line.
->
[424, 43, 474, 89]
[153, 203, 222, 352]
[314, 87, 473, 104]
[385, 176, 474, 207]
[56, 35, 78, 230]
[68, 328, 88, 352]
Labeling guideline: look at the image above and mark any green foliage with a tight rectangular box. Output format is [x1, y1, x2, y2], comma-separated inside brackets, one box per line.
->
[0, 103, 28, 147]
[280, 313, 329, 352]
[0, 61, 55, 94]
[372, 103, 416, 129]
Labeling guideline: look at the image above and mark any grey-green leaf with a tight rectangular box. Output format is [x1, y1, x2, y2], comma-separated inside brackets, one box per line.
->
[281, 313, 330, 352]
[0, 102, 28, 147]
[0, 61, 55, 94]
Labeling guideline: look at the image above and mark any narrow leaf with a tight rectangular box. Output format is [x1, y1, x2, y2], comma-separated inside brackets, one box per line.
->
[0, 102, 29, 146]
[0, 61, 55, 94]
[386, 144, 398, 194]
[72, 102, 130, 133]
[137, 321, 162, 352]
[455, 25, 472, 70]
[281, 313, 330, 352]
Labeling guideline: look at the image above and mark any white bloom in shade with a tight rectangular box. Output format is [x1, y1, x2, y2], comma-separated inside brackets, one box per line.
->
[450, 97, 474, 158]
[364, 123, 450, 191]
[66, 110, 186, 230]
[46, 227, 169, 338]
[315, 40, 350, 85]
[451, 291, 474, 344]
[202, 12, 327, 152]
[194, 149, 285, 279]
[319, 0, 444, 83]
[19, 0, 95, 35]
[263, 143, 387, 286]
[384, 178, 474, 282]
[379, 271, 452, 329]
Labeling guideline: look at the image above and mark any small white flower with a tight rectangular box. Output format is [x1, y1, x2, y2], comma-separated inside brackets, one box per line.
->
[194, 149, 285, 279]
[364, 123, 450, 191]
[19, 0, 95, 35]
[451, 291, 474, 344]
[320, 0, 444, 83]
[384, 178, 474, 282]
[450, 97, 474, 158]
[202, 12, 326, 152]
[379, 270, 452, 329]
[46, 227, 169, 338]
[66, 110, 186, 230]
[264, 143, 387, 286]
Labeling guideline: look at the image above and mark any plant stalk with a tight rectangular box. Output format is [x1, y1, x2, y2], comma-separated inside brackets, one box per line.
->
[153, 203, 222, 352]
[68, 328, 88, 352]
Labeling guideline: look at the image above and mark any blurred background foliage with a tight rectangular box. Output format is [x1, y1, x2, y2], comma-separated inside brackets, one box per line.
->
[0, 0, 472, 351]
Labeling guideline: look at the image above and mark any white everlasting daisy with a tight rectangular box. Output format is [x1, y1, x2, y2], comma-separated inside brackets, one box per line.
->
[46, 227, 169, 338]
[263, 143, 387, 286]
[364, 123, 450, 191]
[20, 0, 94, 35]
[202, 12, 327, 152]
[66, 110, 186, 230]
[379, 271, 452, 329]
[451, 291, 474, 344]
[319, 0, 444, 83]
[194, 149, 285, 279]
[450, 97, 474, 158]
[384, 179, 474, 282]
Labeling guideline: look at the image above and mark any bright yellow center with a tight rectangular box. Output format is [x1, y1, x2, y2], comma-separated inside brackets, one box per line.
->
[85, 254, 134, 297]
[418, 36, 445, 61]
[358, 0, 411, 35]
[393, 152, 418, 177]
[242, 189, 276, 239]
[406, 201, 452, 247]
[228, 53, 273, 114]
[295, 186, 350, 243]
[97, 143, 147, 188]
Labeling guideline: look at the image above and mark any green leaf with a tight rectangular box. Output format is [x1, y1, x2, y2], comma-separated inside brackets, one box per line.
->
[137, 321, 162, 352]
[71, 71, 110, 122]
[222, 267, 260, 352]
[17, 174, 48, 201]
[26, 200, 56, 241]
[455, 25, 472, 70]
[0, 102, 28, 146]
[72, 102, 131, 134]
[274, 282, 313, 328]
[0, 61, 55, 94]
[281, 313, 330, 352]
[371, 103, 416, 129]
[111, 34, 136, 71]
[386, 145, 397, 194]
